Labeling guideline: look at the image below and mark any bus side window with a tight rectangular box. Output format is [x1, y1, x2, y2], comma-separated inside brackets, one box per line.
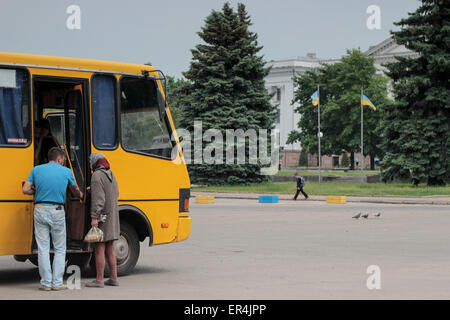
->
[91, 75, 117, 149]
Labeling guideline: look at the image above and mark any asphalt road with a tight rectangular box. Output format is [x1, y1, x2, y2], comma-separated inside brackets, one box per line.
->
[0, 199, 449, 300]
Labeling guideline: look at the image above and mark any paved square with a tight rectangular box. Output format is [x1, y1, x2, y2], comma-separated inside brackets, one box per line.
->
[0, 199, 449, 299]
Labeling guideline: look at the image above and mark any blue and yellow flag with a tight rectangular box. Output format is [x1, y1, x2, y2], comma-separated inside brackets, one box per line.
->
[361, 93, 376, 111]
[311, 90, 319, 106]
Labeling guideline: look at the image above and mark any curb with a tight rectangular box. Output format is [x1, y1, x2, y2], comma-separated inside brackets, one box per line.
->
[191, 192, 450, 206]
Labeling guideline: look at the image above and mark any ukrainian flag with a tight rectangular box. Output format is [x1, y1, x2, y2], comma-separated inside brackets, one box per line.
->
[311, 90, 319, 106]
[361, 93, 376, 111]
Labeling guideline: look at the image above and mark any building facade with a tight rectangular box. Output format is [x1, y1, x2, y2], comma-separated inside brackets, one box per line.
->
[265, 53, 320, 151]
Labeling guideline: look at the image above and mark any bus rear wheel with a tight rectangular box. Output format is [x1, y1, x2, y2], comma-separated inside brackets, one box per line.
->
[89, 220, 140, 277]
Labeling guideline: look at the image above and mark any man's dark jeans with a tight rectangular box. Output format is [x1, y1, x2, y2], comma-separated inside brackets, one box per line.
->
[294, 187, 308, 200]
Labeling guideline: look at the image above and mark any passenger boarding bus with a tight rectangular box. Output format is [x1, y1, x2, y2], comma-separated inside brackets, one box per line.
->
[0, 52, 191, 275]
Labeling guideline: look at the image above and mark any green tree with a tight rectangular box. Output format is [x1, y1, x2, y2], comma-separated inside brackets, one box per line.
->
[381, 0, 450, 186]
[288, 49, 390, 170]
[179, 3, 276, 185]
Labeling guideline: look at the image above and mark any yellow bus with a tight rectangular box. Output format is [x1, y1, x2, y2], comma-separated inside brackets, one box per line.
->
[0, 52, 191, 275]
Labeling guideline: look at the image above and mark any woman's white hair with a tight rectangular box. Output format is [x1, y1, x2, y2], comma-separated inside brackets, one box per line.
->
[89, 153, 105, 168]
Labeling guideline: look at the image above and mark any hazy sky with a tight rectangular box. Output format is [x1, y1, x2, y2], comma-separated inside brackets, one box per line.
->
[0, 0, 420, 77]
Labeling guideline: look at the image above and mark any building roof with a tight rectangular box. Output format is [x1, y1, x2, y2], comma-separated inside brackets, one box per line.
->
[265, 37, 417, 75]
[266, 57, 321, 71]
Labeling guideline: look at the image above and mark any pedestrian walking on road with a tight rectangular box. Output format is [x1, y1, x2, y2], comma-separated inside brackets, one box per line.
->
[293, 172, 308, 200]
[86, 153, 120, 288]
[22, 147, 83, 291]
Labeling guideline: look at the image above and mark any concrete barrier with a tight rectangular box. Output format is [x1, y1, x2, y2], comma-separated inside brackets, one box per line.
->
[326, 196, 347, 204]
[258, 195, 279, 203]
[195, 196, 215, 204]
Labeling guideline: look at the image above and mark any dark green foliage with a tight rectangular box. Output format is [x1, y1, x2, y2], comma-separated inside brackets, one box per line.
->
[179, 3, 276, 185]
[381, 0, 450, 185]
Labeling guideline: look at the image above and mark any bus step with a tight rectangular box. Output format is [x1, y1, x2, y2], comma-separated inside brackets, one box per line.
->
[32, 249, 87, 254]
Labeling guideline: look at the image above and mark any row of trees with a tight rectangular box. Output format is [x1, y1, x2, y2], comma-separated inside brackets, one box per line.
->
[166, 1, 448, 186]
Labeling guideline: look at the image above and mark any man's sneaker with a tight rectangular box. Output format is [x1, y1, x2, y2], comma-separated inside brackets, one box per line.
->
[39, 285, 51, 291]
[52, 284, 68, 291]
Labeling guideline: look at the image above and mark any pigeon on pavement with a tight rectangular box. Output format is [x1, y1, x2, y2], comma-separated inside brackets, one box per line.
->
[362, 213, 369, 219]
[352, 213, 361, 219]
[374, 212, 381, 217]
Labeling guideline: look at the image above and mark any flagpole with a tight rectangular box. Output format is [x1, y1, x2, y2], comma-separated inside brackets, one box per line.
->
[361, 88, 364, 181]
[318, 85, 321, 183]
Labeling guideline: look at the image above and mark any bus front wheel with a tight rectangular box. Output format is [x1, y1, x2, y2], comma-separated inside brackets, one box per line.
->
[89, 220, 140, 277]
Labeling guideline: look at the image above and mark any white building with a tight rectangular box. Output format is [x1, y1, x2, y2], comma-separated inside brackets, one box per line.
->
[265, 53, 320, 150]
[265, 37, 416, 151]
[366, 37, 419, 75]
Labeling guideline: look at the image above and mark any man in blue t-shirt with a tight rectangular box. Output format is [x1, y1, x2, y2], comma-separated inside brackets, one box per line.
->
[23, 147, 83, 291]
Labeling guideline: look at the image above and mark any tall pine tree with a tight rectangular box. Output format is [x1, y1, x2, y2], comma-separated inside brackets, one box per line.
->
[381, 0, 450, 185]
[179, 3, 276, 185]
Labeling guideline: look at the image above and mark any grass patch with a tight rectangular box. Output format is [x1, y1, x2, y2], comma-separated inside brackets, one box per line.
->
[194, 182, 450, 197]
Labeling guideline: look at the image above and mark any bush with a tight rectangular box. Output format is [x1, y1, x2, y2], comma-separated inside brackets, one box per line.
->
[341, 152, 349, 168]
[299, 151, 308, 167]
